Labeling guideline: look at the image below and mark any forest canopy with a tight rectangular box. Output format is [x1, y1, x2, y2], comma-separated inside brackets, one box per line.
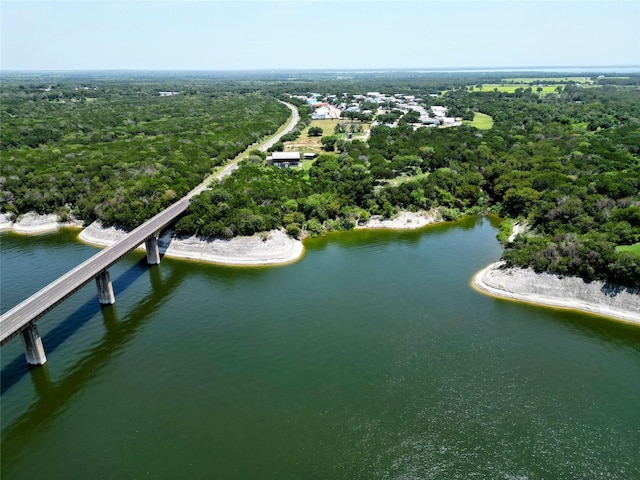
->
[0, 78, 289, 229]
[1, 72, 639, 287]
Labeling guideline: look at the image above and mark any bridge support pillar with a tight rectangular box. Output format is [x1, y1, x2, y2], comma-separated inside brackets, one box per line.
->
[21, 324, 47, 366]
[145, 235, 161, 265]
[96, 270, 115, 305]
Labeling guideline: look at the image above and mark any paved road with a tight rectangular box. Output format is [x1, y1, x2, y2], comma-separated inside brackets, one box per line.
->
[0, 101, 299, 346]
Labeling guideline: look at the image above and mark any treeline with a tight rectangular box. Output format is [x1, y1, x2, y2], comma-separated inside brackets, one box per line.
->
[0, 80, 289, 228]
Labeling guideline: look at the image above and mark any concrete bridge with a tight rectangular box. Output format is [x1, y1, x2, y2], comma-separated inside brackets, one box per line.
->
[0, 197, 191, 365]
[0, 100, 300, 368]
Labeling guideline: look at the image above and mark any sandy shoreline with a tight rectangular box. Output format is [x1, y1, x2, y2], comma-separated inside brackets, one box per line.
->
[78, 221, 305, 266]
[76, 210, 442, 265]
[356, 210, 442, 230]
[75, 210, 443, 265]
[7, 212, 640, 324]
[2, 209, 445, 266]
[0, 212, 83, 234]
[473, 261, 640, 324]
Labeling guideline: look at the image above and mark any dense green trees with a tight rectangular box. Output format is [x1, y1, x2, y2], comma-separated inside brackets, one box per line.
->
[2, 71, 639, 288]
[1, 80, 289, 229]
[307, 81, 639, 286]
[175, 152, 374, 239]
[321, 136, 338, 151]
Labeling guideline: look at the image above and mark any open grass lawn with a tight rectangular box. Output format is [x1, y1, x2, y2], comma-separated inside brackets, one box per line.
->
[304, 119, 343, 138]
[616, 243, 640, 256]
[304, 119, 370, 139]
[502, 76, 593, 84]
[471, 84, 562, 94]
[300, 159, 314, 170]
[466, 112, 494, 130]
[284, 118, 370, 154]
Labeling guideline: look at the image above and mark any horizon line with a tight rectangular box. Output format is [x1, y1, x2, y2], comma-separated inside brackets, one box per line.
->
[2, 64, 639, 74]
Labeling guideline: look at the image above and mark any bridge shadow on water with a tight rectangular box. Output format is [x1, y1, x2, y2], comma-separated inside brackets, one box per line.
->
[1, 256, 165, 396]
[1, 259, 188, 461]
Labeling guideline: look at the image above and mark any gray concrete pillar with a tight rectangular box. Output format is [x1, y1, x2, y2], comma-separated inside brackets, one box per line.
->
[21, 324, 47, 366]
[145, 235, 161, 265]
[96, 270, 116, 305]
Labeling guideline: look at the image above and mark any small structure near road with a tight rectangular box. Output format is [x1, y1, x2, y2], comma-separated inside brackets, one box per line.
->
[266, 151, 301, 168]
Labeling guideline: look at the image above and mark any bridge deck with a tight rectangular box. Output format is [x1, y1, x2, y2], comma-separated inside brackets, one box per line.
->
[0, 198, 190, 345]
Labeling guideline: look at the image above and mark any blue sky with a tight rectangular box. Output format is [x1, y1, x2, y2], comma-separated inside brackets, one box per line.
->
[1, 0, 639, 71]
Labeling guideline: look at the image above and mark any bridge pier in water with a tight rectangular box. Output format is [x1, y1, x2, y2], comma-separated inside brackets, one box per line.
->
[96, 270, 116, 305]
[1, 197, 192, 368]
[21, 324, 47, 365]
[145, 235, 161, 265]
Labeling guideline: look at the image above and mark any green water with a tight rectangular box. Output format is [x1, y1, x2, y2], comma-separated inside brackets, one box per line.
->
[1, 217, 639, 479]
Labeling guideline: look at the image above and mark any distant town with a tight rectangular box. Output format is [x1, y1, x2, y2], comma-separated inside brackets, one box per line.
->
[291, 91, 462, 129]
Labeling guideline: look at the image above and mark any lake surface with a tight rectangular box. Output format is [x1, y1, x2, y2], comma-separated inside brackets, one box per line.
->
[2, 217, 639, 479]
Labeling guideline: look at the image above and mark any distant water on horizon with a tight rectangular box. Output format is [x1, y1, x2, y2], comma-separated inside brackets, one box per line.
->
[2, 65, 639, 77]
[408, 65, 640, 74]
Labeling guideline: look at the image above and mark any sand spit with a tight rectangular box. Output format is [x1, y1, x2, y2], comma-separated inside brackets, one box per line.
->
[357, 210, 442, 230]
[79, 221, 304, 266]
[159, 230, 303, 266]
[0, 212, 82, 234]
[474, 261, 640, 324]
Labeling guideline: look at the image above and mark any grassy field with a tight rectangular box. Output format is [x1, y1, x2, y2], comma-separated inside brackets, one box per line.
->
[471, 84, 562, 94]
[306, 119, 370, 139]
[300, 159, 314, 171]
[305, 119, 343, 138]
[466, 112, 494, 130]
[502, 77, 593, 84]
[616, 243, 640, 256]
[283, 118, 370, 155]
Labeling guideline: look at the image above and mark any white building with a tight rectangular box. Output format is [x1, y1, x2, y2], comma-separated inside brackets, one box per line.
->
[312, 105, 331, 119]
[430, 106, 448, 117]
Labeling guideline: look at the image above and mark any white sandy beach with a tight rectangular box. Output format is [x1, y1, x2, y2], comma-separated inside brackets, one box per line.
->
[0, 212, 82, 234]
[356, 210, 442, 230]
[76, 210, 445, 266]
[474, 261, 640, 324]
[79, 221, 304, 266]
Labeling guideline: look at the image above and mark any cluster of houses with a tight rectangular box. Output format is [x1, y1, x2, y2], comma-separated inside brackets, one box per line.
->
[290, 91, 460, 128]
[403, 104, 460, 128]
[271, 91, 462, 168]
